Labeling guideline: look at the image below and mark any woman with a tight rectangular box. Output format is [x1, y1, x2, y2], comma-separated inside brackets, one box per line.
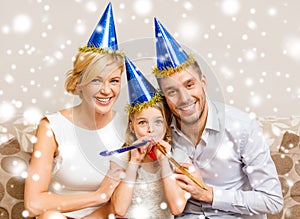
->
[24, 3, 126, 218]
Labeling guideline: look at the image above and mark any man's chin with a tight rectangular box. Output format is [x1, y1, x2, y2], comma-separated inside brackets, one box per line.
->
[176, 113, 199, 125]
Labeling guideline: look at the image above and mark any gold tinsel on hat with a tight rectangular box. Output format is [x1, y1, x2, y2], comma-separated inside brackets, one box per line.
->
[125, 93, 162, 114]
[79, 45, 124, 57]
[152, 55, 196, 78]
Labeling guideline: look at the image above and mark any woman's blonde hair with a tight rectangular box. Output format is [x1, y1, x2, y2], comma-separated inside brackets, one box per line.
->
[65, 51, 124, 97]
[125, 99, 172, 146]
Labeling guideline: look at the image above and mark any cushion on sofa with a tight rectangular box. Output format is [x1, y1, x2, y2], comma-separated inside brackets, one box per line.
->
[268, 131, 300, 219]
[0, 138, 33, 219]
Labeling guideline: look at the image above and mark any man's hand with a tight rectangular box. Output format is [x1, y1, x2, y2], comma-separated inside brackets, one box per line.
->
[175, 162, 213, 203]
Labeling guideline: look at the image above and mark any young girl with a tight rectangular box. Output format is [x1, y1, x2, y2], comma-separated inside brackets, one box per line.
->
[110, 58, 188, 219]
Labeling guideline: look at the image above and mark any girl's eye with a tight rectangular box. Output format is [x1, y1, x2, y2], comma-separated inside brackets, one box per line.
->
[155, 119, 163, 125]
[138, 120, 147, 125]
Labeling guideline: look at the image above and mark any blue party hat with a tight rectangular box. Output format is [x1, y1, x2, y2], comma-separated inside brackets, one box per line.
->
[153, 18, 195, 77]
[79, 3, 123, 55]
[125, 57, 161, 113]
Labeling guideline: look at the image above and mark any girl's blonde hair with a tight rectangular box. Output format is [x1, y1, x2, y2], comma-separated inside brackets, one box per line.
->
[125, 99, 172, 146]
[65, 51, 124, 97]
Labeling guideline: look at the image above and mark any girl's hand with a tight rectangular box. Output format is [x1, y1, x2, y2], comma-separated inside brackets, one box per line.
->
[154, 140, 172, 160]
[129, 138, 150, 164]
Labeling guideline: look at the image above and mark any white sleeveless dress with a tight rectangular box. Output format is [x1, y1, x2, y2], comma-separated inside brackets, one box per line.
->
[46, 111, 127, 218]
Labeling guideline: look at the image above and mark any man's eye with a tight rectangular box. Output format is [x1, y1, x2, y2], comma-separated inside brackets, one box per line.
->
[167, 90, 176, 96]
[187, 82, 194, 88]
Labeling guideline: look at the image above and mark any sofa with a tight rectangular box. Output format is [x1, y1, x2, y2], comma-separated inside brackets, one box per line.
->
[0, 115, 299, 219]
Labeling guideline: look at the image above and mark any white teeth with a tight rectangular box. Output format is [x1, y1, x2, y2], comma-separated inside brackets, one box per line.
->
[181, 105, 193, 111]
[96, 97, 110, 102]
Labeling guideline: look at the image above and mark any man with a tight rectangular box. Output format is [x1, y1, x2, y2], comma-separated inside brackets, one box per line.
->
[152, 18, 283, 219]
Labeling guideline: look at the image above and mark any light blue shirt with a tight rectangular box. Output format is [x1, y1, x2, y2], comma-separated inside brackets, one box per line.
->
[171, 100, 283, 219]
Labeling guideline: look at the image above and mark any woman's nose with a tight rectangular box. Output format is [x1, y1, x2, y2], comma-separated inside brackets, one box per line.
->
[99, 82, 110, 94]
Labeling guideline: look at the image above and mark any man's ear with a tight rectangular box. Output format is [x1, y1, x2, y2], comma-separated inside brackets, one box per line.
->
[201, 74, 207, 89]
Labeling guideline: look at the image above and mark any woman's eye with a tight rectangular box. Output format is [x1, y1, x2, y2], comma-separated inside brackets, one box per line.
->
[91, 79, 101, 84]
[111, 79, 120, 84]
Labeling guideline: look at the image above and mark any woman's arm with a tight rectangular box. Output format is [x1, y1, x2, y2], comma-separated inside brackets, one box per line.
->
[24, 118, 119, 217]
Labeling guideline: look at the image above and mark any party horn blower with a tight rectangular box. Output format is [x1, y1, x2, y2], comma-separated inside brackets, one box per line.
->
[155, 142, 207, 190]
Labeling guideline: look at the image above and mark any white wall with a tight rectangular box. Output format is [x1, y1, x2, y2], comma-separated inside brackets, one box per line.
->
[1, 0, 299, 123]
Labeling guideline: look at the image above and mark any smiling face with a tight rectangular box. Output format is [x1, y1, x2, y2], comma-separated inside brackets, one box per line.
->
[158, 63, 207, 125]
[130, 106, 167, 142]
[79, 67, 122, 114]
[75, 53, 124, 115]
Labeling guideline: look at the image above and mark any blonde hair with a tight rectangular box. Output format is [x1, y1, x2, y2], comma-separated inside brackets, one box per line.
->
[125, 99, 172, 146]
[65, 51, 124, 97]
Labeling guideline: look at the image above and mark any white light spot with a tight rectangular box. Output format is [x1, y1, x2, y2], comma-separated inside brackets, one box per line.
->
[23, 107, 42, 124]
[245, 78, 253, 87]
[12, 14, 32, 33]
[133, 0, 152, 16]
[86, 1, 97, 12]
[22, 210, 30, 218]
[242, 34, 248, 40]
[44, 5, 50, 11]
[221, 0, 240, 16]
[226, 85, 234, 93]
[246, 166, 254, 174]
[247, 20, 257, 30]
[108, 214, 116, 219]
[250, 8, 256, 14]
[21, 171, 28, 179]
[5, 74, 14, 84]
[46, 130, 53, 137]
[250, 95, 262, 107]
[119, 3, 125, 9]
[283, 36, 300, 61]
[178, 20, 199, 41]
[0, 102, 16, 123]
[184, 192, 191, 199]
[1, 25, 10, 34]
[34, 150, 42, 158]
[160, 202, 168, 210]
[100, 193, 107, 199]
[184, 1, 193, 10]
[220, 66, 234, 78]
[188, 166, 195, 173]
[268, 7, 277, 16]
[32, 173, 40, 181]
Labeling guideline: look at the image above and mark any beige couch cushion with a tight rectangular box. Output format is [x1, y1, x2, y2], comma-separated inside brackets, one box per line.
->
[0, 138, 33, 219]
